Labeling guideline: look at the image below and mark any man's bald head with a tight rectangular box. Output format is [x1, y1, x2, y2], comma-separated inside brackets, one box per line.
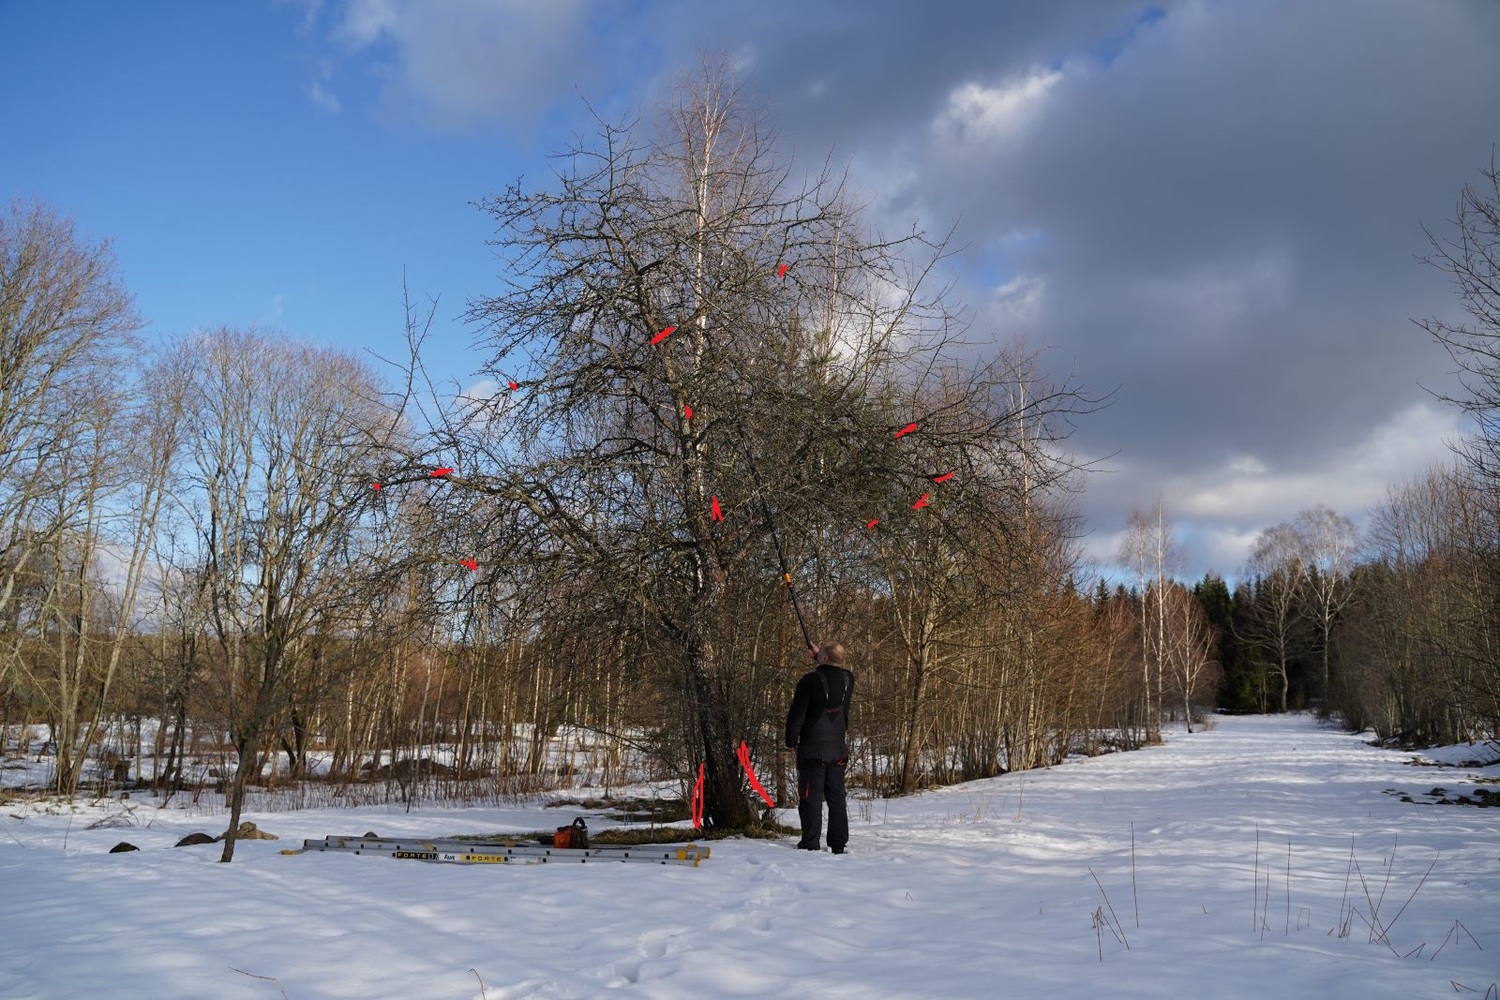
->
[817, 642, 845, 667]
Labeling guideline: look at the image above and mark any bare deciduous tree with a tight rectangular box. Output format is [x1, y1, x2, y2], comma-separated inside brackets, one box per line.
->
[417, 59, 1097, 826]
[17, 378, 176, 795]
[1244, 523, 1309, 713]
[1160, 583, 1220, 732]
[1294, 504, 1359, 704]
[1341, 466, 1499, 742]
[0, 200, 140, 720]
[432, 64, 934, 829]
[163, 328, 398, 860]
[1121, 500, 1178, 740]
[1418, 153, 1500, 490]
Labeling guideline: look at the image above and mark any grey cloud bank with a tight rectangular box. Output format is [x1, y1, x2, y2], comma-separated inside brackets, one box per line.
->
[319, 0, 1500, 578]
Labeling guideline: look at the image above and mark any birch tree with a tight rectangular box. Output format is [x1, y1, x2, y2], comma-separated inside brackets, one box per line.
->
[1245, 523, 1309, 712]
[1121, 500, 1177, 741]
[1160, 583, 1219, 732]
[1294, 505, 1359, 704]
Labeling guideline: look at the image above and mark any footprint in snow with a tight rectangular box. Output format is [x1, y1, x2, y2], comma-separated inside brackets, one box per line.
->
[605, 955, 678, 988]
[637, 929, 675, 959]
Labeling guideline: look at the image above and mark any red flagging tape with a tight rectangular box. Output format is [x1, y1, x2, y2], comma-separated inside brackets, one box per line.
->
[690, 762, 705, 829]
[737, 741, 776, 809]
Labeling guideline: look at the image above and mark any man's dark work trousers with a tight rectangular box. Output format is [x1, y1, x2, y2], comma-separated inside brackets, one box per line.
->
[796, 755, 848, 851]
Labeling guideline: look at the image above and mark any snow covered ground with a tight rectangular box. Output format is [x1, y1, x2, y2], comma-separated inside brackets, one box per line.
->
[1, 714, 1495, 999]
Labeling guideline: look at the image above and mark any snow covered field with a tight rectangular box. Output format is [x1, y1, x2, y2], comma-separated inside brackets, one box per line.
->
[1, 714, 1495, 999]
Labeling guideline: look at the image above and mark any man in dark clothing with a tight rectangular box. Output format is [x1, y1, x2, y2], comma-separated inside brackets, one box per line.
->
[784, 641, 854, 853]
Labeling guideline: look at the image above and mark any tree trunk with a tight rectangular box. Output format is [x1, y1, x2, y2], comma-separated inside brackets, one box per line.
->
[219, 732, 257, 863]
[1278, 655, 1290, 714]
[689, 672, 752, 830]
[897, 654, 927, 794]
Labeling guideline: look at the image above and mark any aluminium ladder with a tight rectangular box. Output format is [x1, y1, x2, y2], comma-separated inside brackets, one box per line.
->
[288, 833, 711, 867]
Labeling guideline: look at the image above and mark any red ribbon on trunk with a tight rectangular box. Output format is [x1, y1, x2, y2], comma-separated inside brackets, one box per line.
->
[736, 741, 776, 809]
[690, 762, 705, 829]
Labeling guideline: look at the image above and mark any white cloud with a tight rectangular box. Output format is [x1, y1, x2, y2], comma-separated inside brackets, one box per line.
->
[276, 0, 328, 35]
[990, 274, 1044, 327]
[335, 0, 397, 47]
[1187, 524, 1264, 581]
[933, 68, 1062, 147]
[1168, 402, 1459, 525]
[1223, 454, 1266, 478]
[455, 376, 505, 417]
[309, 77, 342, 114]
[1084, 519, 1264, 586]
[449, 376, 515, 436]
[1084, 402, 1463, 581]
[328, 0, 592, 130]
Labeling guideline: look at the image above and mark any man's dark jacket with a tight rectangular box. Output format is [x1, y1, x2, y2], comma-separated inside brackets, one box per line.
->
[784, 664, 854, 759]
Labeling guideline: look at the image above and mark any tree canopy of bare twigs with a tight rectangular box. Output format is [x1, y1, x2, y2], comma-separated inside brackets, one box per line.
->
[0, 200, 145, 792]
[1418, 152, 1500, 489]
[403, 60, 1095, 828]
[159, 328, 402, 859]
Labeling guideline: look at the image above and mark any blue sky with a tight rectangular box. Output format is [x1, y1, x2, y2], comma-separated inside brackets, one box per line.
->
[3, 1, 515, 385]
[4, 1, 1498, 579]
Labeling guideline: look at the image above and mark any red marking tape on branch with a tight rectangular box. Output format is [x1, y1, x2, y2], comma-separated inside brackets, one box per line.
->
[912, 493, 931, 509]
[371, 483, 382, 491]
[737, 741, 776, 809]
[507, 380, 519, 391]
[894, 423, 918, 439]
[650, 325, 677, 345]
[460, 557, 477, 571]
[777, 263, 788, 279]
[431, 467, 454, 477]
[932, 472, 955, 483]
[684, 405, 693, 420]
[866, 519, 880, 529]
[711, 495, 723, 521]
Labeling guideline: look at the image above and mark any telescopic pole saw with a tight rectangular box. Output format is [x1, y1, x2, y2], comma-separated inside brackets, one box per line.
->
[738, 435, 814, 652]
